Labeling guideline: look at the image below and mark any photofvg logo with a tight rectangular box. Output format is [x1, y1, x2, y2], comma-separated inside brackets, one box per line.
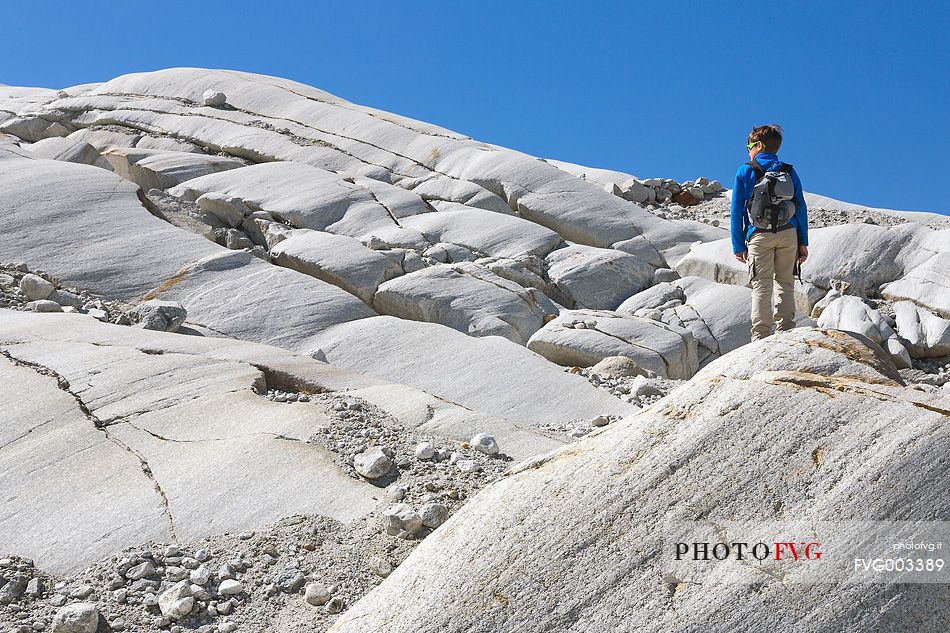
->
[675, 541, 822, 562]
[662, 520, 950, 584]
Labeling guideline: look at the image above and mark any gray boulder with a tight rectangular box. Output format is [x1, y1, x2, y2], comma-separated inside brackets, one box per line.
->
[526, 309, 698, 379]
[158, 580, 194, 619]
[893, 301, 950, 358]
[354, 447, 393, 480]
[270, 229, 403, 304]
[202, 89, 227, 106]
[546, 244, 655, 310]
[19, 273, 54, 300]
[27, 299, 63, 313]
[373, 263, 557, 345]
[817, 296, 911, 368]
[51, 602, 99, 633]
[132, 299, 187, 332]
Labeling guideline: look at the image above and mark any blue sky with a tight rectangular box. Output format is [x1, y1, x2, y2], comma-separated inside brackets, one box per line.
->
[3, 0, 948, 213]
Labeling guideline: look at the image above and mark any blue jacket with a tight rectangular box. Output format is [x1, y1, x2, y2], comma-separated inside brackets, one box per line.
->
[730, 152, 808, 254]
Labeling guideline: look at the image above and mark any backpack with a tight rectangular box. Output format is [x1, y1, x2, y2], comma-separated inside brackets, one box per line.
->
[746, 161, 797, 232]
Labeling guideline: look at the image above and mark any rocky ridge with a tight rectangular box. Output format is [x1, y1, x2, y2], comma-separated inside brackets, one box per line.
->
[0, 68, 948, 632]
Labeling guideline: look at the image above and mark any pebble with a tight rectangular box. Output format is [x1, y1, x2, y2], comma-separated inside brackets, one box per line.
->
[181, 556, 199, 569]
[326, 595, 345, 613]
[190, 566, 211, 585]
[381, 504, 423, 537]
[218, 579, 244, 596]
[367, 556, 393, 578]
[414, 442, 435, 460]
[457, 459, 479, 473]
[274, 568, 306, 593]
[591, 415, 610, 427]
[353, 446, 393, 479]
[419, 503, 449, 529]
[304, 582, 331, 606]
[470, 433, 499, 456]
[50, 602, 98, 633]
[25, 578, 43, 597]
[165, 566, 188, 582]
[125, 561, 155, 580]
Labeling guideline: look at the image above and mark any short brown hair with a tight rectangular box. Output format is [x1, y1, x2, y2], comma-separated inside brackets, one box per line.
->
[748, 124, 783, 153]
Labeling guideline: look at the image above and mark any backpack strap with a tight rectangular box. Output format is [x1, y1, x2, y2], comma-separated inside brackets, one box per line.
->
[779, 162, 794, 174]
[747, 160, 766, 180]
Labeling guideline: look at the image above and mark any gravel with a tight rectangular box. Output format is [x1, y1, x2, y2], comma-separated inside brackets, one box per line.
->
[1, 392, 518, 633]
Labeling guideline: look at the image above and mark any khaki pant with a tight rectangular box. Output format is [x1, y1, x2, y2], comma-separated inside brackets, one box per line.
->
[747, 228, 798, 340]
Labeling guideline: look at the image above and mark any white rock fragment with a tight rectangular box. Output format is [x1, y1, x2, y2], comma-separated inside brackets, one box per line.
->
[589, 356, 648, 380]
[470, 433, 499, 456]
[19, 273, 54, 301]
[414, 442, 435, 460]
[353, 447, 393, 479]
[158, 580, 194, 620]
[456, 459, 479, 473]
[202, 89, 227, 106]
[217, 579, 244, 596]
[381, 504, 423, 537]
[368, 556, 394, 577]
[125, 561, 155, 580]
[27, 299, 63, 312]
[50, 602, 99, 633]
[190, 565, 211, 586]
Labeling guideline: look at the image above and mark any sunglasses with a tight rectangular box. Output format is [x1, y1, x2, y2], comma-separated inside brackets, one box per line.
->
[747, 141, 762, 150]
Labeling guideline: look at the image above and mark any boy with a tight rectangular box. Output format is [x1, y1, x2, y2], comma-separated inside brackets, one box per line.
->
[730, 124, 809, 341]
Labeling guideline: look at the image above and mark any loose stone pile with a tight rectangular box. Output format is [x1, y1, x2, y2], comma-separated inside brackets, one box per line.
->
[0, 515, 417, 633]
[638, 189, 950, 231]
[0, 265, 131, 323]
[311, 395, 513, 509]
[261, 389, 312, 403]
[602, 175, 725, 207]
[0, 265, 193, 333]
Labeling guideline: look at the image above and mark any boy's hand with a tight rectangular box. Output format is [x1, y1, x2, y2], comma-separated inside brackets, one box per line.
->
[735, 251, 747, 263]
[798, 245, 808, 263]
